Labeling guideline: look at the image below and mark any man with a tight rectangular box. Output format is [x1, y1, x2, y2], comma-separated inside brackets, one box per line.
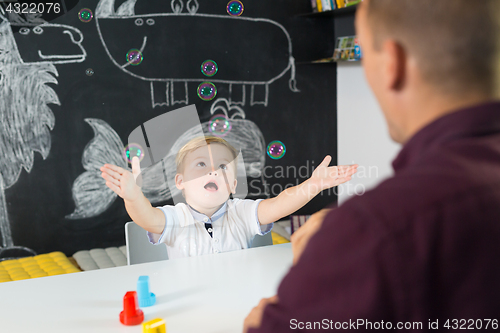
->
[244, 0, 500, 331]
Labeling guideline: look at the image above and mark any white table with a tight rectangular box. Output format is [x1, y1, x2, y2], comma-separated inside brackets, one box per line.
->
[0, 243, 292, 333]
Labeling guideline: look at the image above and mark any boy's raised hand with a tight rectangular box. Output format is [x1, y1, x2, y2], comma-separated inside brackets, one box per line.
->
[309, 156, 358, 191]
[100, 156, 142, 202]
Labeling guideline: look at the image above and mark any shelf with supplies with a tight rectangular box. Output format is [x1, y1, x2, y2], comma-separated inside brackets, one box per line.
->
[296, 4, 358, 18]
[297, 35, 362, 65]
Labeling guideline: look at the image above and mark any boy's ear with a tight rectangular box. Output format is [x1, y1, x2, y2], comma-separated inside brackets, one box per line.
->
[175, 173, 184, 190]
[231, 178, 238, 194]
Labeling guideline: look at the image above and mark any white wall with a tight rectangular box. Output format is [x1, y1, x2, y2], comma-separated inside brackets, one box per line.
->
[336, 62, 401, 205]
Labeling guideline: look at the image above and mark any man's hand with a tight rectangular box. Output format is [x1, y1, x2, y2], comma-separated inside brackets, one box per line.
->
[309, 156, 358, 192]
[100, 156, 142, 202]
[243, 295, 279, 333]
[291, 208, 332, 265]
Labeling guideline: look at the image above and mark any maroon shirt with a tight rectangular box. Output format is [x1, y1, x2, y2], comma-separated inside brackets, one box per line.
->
[251, 102, 500, 332]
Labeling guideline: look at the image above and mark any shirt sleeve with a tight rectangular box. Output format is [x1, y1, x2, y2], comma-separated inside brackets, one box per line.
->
[254, 199, 273, 235]
[147, 206, 177, 245]
[230, 198, 273, 239]
[248, 201, 404, 332]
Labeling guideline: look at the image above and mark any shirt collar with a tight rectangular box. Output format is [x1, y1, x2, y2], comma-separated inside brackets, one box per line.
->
[392, 101, 500, 172]
[187, 201, 228, 223]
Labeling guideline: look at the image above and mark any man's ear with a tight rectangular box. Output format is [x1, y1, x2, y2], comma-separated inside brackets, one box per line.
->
[383, 39, 407, 91]
[175, 173, 184, 190]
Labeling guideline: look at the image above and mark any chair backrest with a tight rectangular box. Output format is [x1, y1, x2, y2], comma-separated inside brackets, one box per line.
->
[125, 222, 169, 265]
[125, 221, 274, 265]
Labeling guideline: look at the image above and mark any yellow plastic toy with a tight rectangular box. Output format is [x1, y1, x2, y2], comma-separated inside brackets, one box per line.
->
[0, 251, 80, 283]
[142, 318, 166, 333]
[271, 231, 290, 245]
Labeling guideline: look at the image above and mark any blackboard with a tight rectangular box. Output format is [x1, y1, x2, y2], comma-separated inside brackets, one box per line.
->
[0, 0, 338, 257]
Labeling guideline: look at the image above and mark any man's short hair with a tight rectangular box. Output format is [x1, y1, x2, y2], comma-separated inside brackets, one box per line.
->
[175, 136, 239, 174]
[366, 0, 500, 96]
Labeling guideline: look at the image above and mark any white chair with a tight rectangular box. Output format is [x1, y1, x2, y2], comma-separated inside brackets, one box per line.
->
[125, 221, 274, 265]
[251, 231, 273, 248]
[125, 222, 169, 265]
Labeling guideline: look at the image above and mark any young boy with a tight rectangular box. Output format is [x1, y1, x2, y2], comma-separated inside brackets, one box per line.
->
[100, 136, 357, 259]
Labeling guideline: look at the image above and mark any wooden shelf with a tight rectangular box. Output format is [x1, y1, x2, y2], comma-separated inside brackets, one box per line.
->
[296, 59, 362, 65]
[296, 59, 336, 65]
[296, 4, 358, 18]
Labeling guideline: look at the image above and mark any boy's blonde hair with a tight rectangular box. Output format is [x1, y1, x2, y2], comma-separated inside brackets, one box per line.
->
[175, 136, 239, 174]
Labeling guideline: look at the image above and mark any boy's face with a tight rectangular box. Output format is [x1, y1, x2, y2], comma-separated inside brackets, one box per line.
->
[175, 143, 237, 210]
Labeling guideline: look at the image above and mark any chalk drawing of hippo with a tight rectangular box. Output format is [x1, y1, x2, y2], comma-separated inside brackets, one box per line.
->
[95, 0, 299, 108]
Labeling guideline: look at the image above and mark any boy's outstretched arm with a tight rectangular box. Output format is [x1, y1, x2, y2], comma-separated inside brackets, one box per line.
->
[257, 156, 357, 225]
[100, 157, 165, 234]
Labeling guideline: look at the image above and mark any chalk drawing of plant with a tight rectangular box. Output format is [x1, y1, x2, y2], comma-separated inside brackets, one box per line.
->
[0, 10, 86, 259]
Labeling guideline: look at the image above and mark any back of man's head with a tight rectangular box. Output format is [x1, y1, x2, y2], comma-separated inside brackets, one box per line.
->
[366, 0, 500, 97]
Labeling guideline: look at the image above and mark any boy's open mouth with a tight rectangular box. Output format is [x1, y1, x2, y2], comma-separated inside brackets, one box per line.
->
[204, 181, 219, 192]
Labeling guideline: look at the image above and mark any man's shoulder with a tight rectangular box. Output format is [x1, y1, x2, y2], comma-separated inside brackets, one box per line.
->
[337, 160, 500, 233]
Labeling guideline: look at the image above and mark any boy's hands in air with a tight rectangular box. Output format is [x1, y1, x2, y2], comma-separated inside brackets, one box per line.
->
[309, 156, 358, 192]
[100, 156, 142, 202]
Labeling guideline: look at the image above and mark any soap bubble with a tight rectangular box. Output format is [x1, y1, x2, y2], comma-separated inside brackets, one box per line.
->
[197, 82, 217, 101]
[267, 141, 286, 160]
[208, 114, 232, 137]
[123, 143, 145, 164]
[227, 0, 244, 16]
[85, 68, 94, 76]
[201, 60, 218, 77]
[126, 49, 144, 66]
[78, 8, 93, 23]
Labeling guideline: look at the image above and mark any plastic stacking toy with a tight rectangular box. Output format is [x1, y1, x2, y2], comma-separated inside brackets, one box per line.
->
[137, 275, 156, 307]
[142, 318, 166, 333]
[119, 291, 144, 326]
